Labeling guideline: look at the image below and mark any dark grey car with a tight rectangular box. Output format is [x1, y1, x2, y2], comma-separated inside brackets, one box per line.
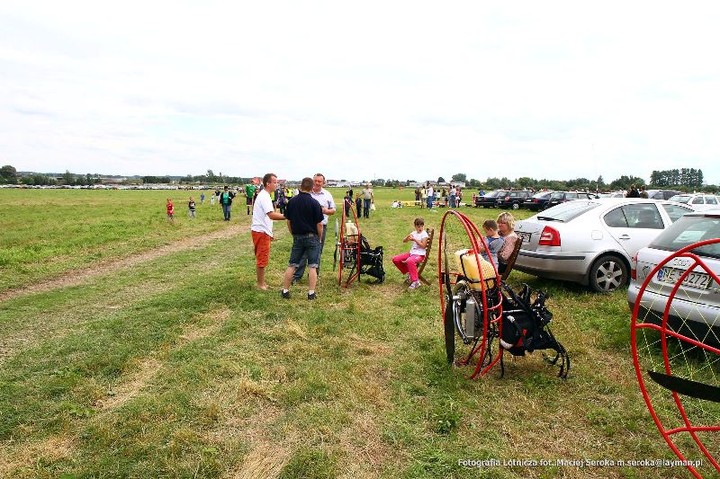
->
[475, 190, 507, 208]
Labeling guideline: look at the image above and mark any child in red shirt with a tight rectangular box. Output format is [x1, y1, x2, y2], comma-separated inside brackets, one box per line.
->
[166, 198, 175, 222]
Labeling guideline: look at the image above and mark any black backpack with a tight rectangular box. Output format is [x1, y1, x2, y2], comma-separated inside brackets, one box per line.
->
[499, 283, 570, 378]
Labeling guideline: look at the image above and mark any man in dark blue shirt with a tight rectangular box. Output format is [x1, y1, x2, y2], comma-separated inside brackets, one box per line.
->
[281, 177, 324, 300]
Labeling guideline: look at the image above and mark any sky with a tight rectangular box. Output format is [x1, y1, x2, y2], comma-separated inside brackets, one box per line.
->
[1, 1, 720, 185]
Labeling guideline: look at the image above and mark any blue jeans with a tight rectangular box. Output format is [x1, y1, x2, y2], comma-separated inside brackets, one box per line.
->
[294, 224, 327, 280]
[363, 199, 371, 218]
[426, 195, 434, 209]
[289, 234, 321, 270]
[222, 203, 231, 220]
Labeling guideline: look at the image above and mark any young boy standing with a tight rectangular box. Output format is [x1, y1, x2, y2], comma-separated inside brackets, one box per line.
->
[166, 198, 175, 223]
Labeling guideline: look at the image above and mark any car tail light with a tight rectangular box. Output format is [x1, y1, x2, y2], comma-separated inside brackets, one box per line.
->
[539, 226, 561, 246]
[630, 253, 637, 280]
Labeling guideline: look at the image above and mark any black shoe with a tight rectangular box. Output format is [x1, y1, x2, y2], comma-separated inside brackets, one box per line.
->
[307, 292, 316, 300]
[281, 290, 290, 299]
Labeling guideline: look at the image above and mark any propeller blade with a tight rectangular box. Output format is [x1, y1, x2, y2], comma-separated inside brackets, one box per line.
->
[648, 370, 720, 403]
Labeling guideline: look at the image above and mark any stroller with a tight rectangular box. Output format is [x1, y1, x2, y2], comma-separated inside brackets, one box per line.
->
[359, 235, 385, 283]
[334, 205, 385, 287]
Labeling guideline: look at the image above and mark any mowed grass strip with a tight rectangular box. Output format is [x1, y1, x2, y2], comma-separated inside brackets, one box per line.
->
[0, 189, 231, 292]
[0, 188, 710, 478]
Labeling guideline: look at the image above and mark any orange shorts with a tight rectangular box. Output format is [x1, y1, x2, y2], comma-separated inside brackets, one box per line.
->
[252, 230, 272, 267]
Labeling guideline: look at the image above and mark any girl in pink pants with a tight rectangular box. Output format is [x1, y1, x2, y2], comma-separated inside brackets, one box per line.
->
[392, 217, 429, 290]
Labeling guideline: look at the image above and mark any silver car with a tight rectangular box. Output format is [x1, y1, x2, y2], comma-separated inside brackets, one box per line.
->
[628, 209, 720, 346]
[667, 193, 719, 211]
[514, 198, 693, 292]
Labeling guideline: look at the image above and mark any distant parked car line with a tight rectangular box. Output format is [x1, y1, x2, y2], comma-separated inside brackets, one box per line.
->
[667, 193, 719, 211]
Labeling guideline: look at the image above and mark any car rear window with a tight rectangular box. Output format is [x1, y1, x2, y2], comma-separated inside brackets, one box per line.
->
[669, 195, 691, 204]
[661, 203, 693, 222]
[536, 201, 598, 222]
[650, 215, 720, 258]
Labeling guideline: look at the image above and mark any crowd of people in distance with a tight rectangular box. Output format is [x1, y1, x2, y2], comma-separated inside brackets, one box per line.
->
[410, 182, 465, 209]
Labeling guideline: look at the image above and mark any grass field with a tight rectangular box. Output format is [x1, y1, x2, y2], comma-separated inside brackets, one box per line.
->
[0, 187, 714, 478]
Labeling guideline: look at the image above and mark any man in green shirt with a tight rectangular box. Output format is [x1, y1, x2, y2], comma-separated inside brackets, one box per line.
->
[245, 182, 257, 215]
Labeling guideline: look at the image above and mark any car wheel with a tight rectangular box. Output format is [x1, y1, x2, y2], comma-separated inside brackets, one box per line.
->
[589, 254, 628, 293]
[512, 202, 520, 210]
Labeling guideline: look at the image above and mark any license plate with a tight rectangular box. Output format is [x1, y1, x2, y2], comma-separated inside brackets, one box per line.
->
[518, 232, 531, 244]
[657, 267, 712, 290]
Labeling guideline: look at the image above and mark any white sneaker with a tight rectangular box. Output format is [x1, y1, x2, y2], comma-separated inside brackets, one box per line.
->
[408, 280, 421, 290]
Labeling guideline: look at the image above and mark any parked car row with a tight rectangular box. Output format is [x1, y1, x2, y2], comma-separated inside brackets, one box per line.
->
[667, 193, 719, 211]
[475, 189, 598, 210]
[474, 188, 719, 212]
[492, 194, 718, 348]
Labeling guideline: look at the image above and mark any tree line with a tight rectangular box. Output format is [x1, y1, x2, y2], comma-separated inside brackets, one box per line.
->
[1, 164, 714, 193]
[373, 168, 712, 193]
[0, 167, 256, 187]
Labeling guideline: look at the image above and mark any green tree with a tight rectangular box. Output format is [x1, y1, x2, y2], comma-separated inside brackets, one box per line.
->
[567, 178, 592, 190]
[609, 175, 645, 191]
[451, 173, 467, 183]
[650, 170, 665, 187]
[21, 173, 56, 185]
[62, 170, 75, 185]
[0, 165, 18, 184]
[485, 177, 501, 189]
[516, 177, 535, 190]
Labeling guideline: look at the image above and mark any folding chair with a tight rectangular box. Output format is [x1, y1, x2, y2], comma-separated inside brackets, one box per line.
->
[404, 227, 434, 285]
[499, 236, 523, 282]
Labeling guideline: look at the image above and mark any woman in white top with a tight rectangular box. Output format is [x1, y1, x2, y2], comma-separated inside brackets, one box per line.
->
[392, 217, 430, 290]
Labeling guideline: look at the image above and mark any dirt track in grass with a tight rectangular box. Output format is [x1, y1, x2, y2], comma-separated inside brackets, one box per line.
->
[0, 223, 249, 303]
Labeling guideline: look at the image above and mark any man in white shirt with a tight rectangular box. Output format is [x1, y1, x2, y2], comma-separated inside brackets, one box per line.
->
[426, 183, 435, 209]
[292, 172, 336, 283]
[362, 184, 374, 218]
[251, 173, 286, 290]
